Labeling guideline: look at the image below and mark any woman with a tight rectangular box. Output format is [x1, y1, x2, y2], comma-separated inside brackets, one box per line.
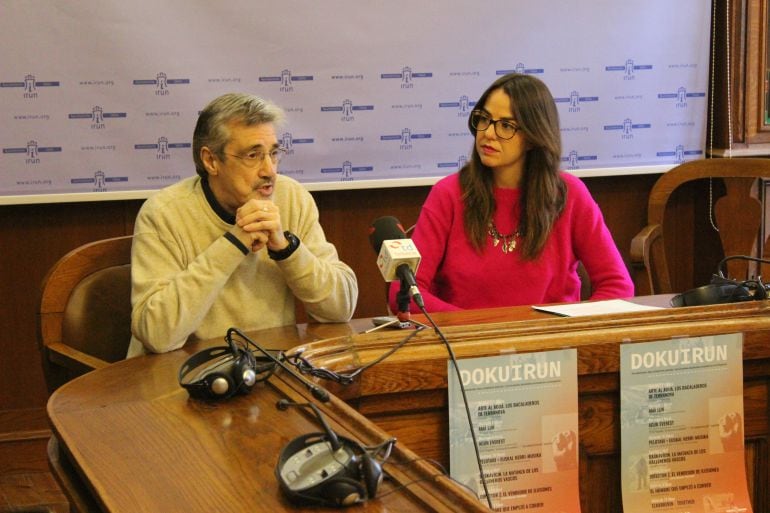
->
[390, 73, 633, 313]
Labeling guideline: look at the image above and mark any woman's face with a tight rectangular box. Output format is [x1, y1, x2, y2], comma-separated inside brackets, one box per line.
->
[475, 88, 529, 187]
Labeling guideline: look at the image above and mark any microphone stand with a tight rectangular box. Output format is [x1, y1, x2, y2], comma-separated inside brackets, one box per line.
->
[365, 279, 429, 333]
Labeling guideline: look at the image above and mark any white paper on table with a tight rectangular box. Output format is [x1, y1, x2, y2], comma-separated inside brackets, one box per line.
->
[532, 299, 664, 317]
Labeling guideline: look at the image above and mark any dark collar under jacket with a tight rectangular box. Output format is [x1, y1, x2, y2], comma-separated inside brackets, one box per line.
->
[201, 176, 235, 224]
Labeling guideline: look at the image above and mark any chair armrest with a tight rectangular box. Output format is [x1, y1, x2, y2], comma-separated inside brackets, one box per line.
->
[46, 342, 111, 373]
[630, 224, 661, 266]
[630, 224, 663, 295]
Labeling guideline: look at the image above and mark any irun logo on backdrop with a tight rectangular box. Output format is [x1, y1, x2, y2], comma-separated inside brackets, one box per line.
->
[563, 151, 598, 170]
[380, 66, 432, 89]
[134, 137, 191, 160]
[380, 129, 431, 150]
[320, 99, 374, 122]
[259, 70, 314, 93]
[657, 86, 706, 109]
[603, 118, 652, 140]
[554, 91, 599, 113]
[438, 95, 476, 116]
[2, 140, 62, 164]
[437, 155, 469, 171]
[0, 74, 60, 99]
[70, 170, 129, 192]
[495, 63, 545, 76]
[656, 145, 703, 164]
[605, 59, 653, 80]
[280, 132, 314, 155]
[320, 161, 374, 181]
[68, 106, 127, 129]
[132, 73, 190, 96]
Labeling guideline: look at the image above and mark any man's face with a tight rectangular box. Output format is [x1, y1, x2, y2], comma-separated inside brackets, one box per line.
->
[205, 121, 279, 214]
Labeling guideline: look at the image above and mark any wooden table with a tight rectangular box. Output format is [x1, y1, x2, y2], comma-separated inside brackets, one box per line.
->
[285, 298, 770, 512]
[45, 303, 570, 513]
[48, 297, 770, 512]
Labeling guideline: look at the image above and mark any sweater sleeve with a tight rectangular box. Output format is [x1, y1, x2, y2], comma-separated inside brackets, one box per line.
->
[568, 177, 635, 300]
[276, 186, 358, 323]
[130, 207, 247, 354]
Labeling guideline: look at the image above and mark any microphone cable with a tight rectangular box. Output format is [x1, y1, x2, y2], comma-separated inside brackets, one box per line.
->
[376, 456, 483, 504]
[416, 304, 494, 510]
[221, 330, 279, 381]
[714, 255, 770, 299]
[226, 327, 331, 402]
[286, 326, 427, 385]
[224, 328, 281, 379]
[716, 254, 770, 280]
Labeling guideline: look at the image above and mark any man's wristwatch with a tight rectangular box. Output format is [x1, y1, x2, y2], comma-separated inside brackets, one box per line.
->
[268, 231, 300, 261]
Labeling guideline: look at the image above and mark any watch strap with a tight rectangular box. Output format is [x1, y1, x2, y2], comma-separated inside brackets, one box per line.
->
[268, 231, 300, 261]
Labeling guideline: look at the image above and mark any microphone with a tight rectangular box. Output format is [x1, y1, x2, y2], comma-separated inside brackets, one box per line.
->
[229, 328, 330, 402]
[368, 216, 425, 310]
[276, 399, 341, 451]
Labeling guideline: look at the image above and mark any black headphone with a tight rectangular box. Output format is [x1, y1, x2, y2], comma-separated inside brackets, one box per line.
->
[670, 282, 754, 307]
[178, 335, 275, 400]
[670, 255, 770, 307]
[275, 399, 395, 507]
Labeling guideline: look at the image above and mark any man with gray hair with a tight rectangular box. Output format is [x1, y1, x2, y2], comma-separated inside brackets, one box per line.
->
[128, 93, 358, 356]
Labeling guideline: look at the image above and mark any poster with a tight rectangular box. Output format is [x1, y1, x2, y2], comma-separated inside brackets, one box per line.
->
[620, 334, 752, 513]
[448, 349, 580, 513]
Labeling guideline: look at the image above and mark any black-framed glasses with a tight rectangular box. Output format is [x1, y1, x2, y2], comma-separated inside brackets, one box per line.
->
[223, 146, 287, 168]
[469, 110, 520, 140]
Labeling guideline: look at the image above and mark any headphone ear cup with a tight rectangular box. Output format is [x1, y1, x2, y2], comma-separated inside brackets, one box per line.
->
[208, 372, 233, 397]
[233, 351, 257, 391]
[323, 479, 364, 507]
[359, 454, 383, 498]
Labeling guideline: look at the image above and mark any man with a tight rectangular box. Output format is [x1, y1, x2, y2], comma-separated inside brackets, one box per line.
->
[128, 93, 358, 356]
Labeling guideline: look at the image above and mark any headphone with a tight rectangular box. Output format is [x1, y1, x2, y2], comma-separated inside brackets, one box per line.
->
[275, 399, 395, 507]
[178, 334, 275, 400]
[670, 282, 753, 307]
[671, 255, 770, 307]
[671, 277, 766, 307]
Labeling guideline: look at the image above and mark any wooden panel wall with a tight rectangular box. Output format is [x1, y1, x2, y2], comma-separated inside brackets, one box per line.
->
[2, 172, 707, 459]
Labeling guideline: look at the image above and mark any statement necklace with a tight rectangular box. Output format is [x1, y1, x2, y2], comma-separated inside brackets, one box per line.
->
[487, 220, 520, 254]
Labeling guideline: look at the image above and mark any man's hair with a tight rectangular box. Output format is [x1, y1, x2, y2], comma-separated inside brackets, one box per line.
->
[192, 93, 285, 177]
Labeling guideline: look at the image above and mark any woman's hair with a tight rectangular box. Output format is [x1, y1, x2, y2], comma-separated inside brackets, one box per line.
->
[192, 93, 285, 177]
[460, 73, 566, 259]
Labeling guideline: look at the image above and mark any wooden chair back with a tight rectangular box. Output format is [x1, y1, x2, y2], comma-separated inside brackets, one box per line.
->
[37, 235, 133, 392]
[630, 158, 770, 295]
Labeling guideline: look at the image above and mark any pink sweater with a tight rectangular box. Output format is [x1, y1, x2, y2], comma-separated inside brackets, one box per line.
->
[389, 172, 634, 313]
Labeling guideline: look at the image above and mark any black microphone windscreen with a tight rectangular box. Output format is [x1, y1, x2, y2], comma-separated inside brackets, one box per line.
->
[369, 216, 407, 254]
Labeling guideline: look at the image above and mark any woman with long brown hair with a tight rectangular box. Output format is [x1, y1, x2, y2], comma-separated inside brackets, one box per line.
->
[390, 73, 633, 313]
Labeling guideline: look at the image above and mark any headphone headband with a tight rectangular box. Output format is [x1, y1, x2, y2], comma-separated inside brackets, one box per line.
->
[179, 344, 273, 400]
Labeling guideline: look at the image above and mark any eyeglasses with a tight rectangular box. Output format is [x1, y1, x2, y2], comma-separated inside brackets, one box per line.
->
[223, 146, 287, 167]
[469, 110, 520, 140]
